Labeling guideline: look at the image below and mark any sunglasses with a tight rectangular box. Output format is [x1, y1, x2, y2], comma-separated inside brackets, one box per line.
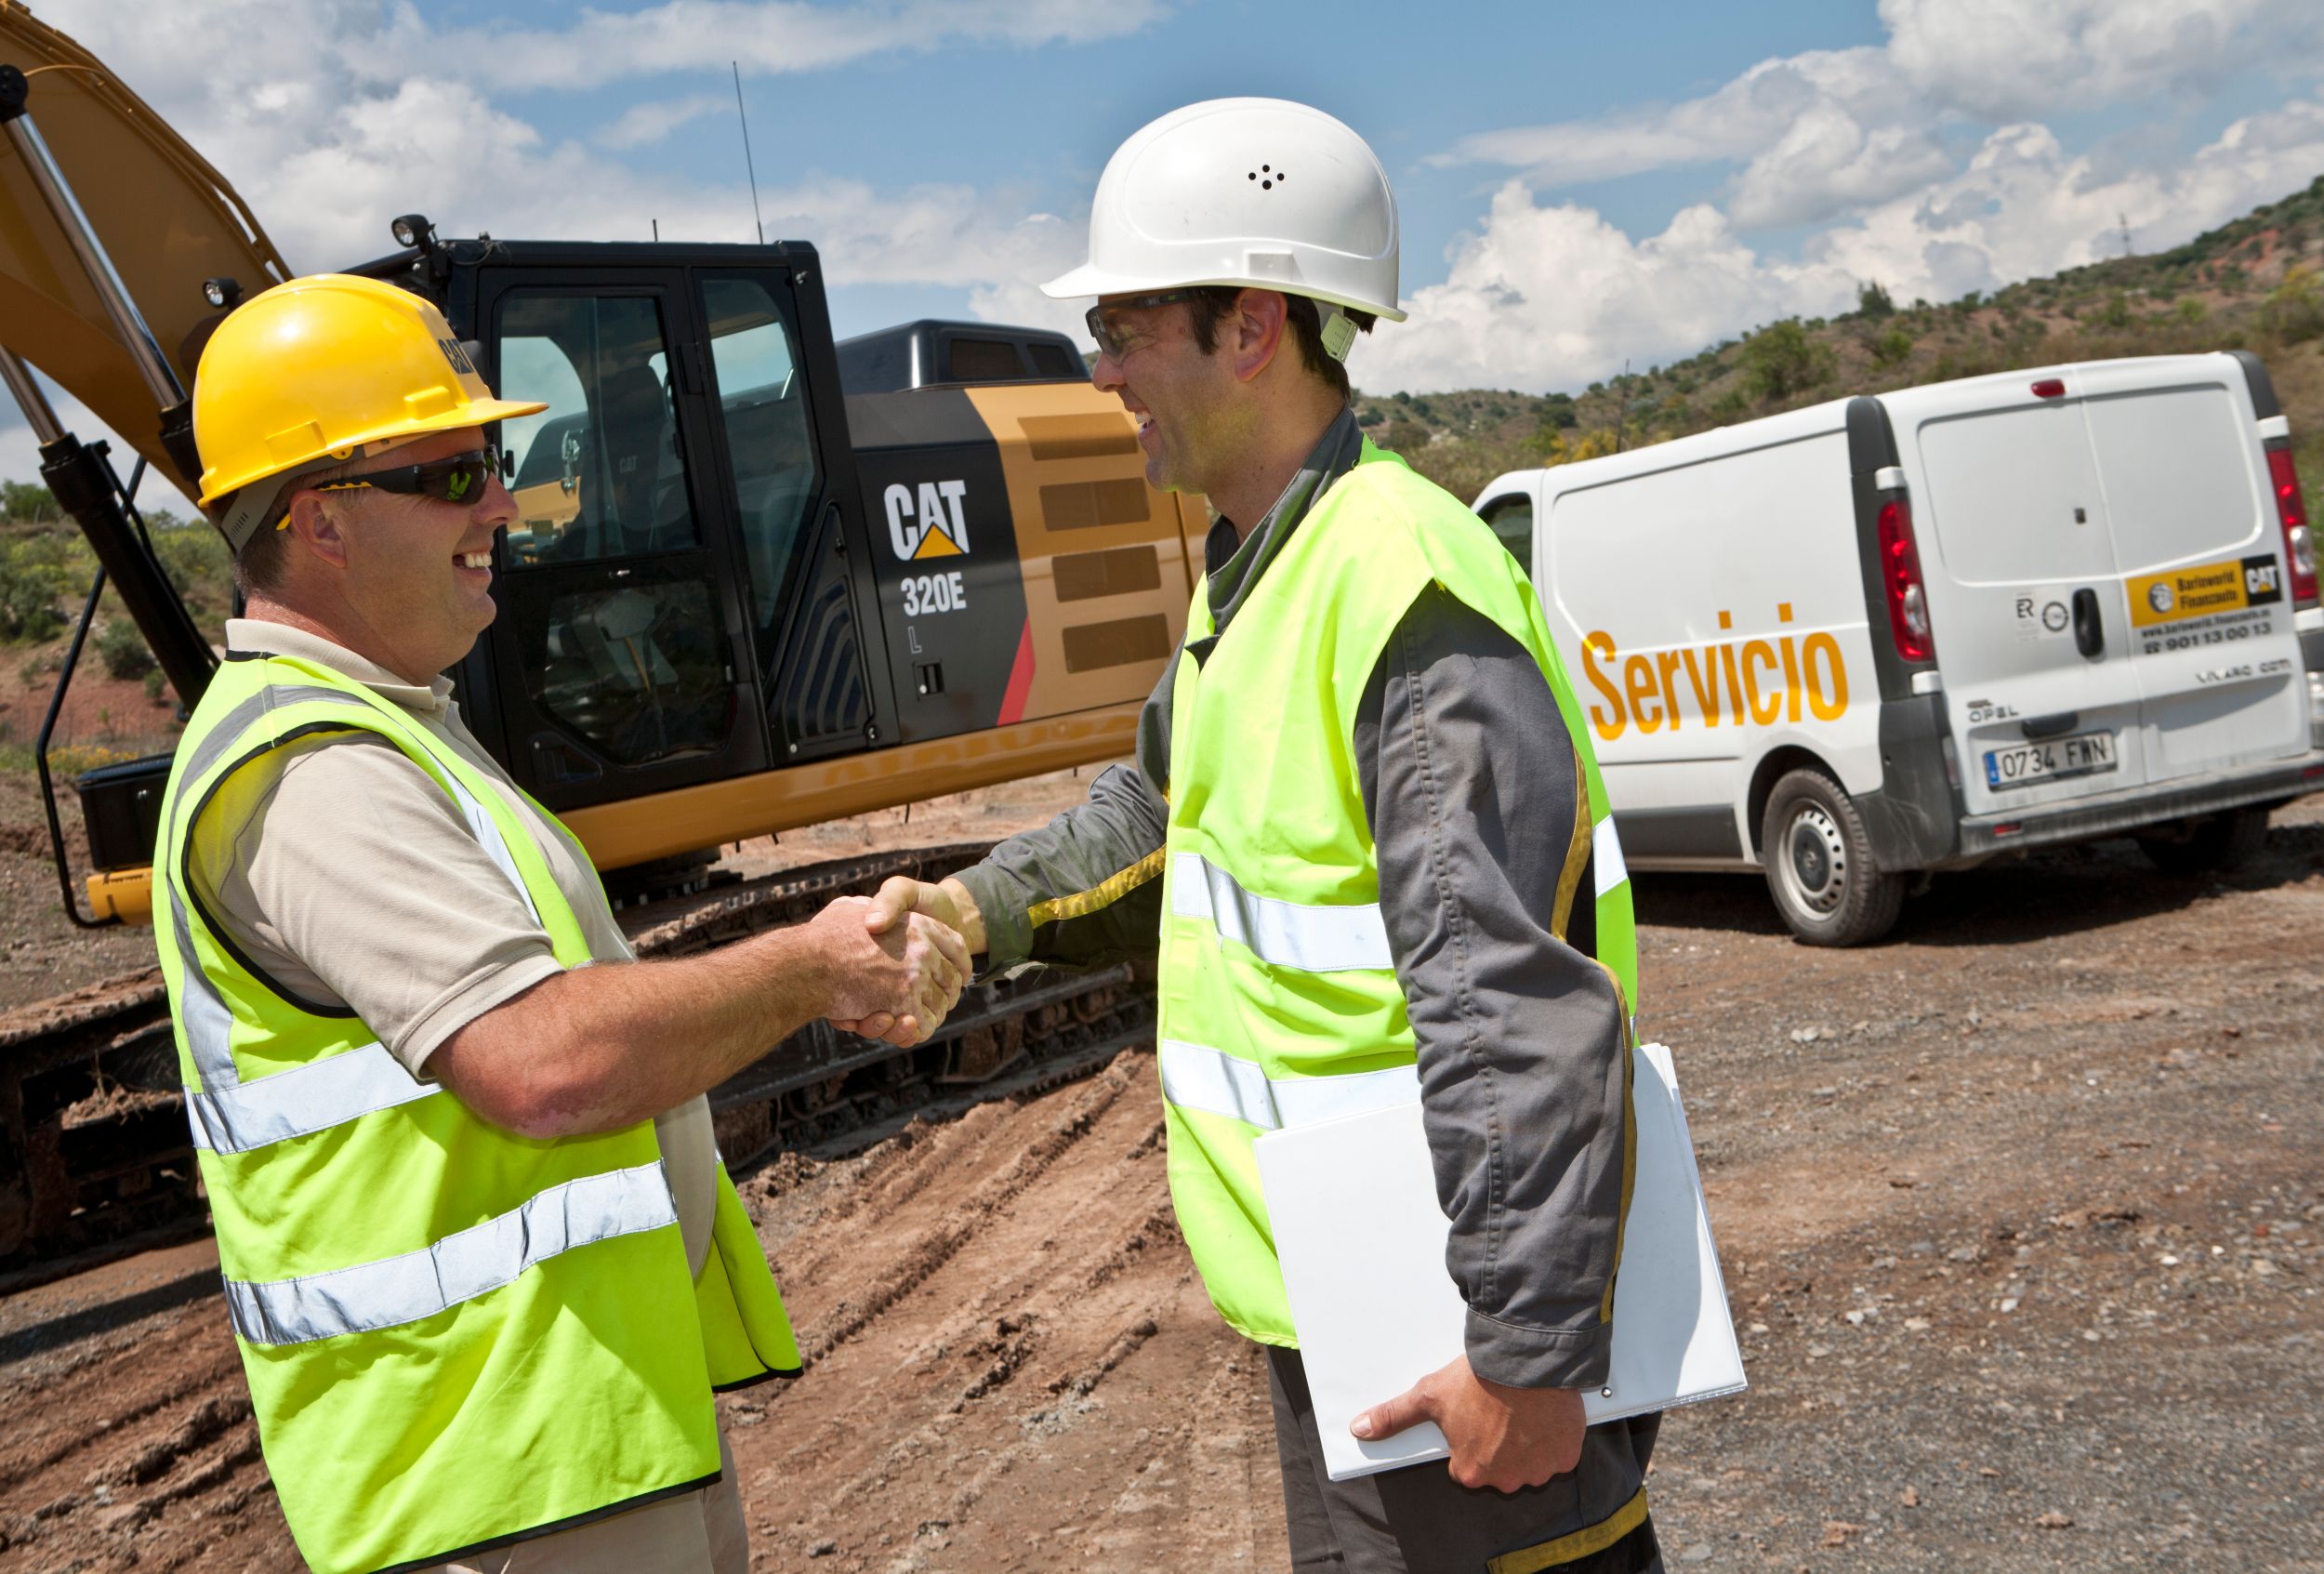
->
[278, 446, 508, 530]
[1085, 290, 1206, 360]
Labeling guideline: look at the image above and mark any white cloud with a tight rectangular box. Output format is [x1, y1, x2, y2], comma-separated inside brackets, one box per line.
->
[594, 94, 729, 151]
[0, 375, 147, 503]
[1353, 188, 1857, 396]
[0, 0, 1116, 483]
[1442, 48, 1903, 185]
[1366, 89, 2324, 396]
[23, 1, 1103, 291]
[1386, 0, 2324, 395]
[419, 0, 1165, 91]
[1442, 0, 2324, 237]
[1880, 0, 2324, 121]
[1440, 46, 1955, 234]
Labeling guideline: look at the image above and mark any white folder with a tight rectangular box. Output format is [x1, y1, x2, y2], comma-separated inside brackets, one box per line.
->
[1253, 1041, 1746, 1481]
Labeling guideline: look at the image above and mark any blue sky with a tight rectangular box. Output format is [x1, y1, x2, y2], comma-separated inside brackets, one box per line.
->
[7, 0, 2324, 495]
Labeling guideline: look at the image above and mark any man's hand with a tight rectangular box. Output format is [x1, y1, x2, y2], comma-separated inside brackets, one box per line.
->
[1351, 1356, 1586, 1492]
[834, 876, 987, 1041]
[808, 895, 968, 1048]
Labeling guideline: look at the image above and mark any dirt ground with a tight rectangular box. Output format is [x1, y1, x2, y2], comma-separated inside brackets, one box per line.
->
[1, 788, 2320, 1572]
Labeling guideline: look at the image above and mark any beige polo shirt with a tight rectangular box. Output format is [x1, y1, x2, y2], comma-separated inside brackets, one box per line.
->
[189, 618, 718, 1277]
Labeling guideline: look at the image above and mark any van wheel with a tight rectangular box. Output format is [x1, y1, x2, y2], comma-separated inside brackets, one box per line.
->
[2135, 807, 2270, 876]
[1761, 768, 1906, 946]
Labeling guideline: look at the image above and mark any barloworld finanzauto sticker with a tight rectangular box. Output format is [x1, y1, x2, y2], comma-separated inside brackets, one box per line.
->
[2128, 553, 2283, 655]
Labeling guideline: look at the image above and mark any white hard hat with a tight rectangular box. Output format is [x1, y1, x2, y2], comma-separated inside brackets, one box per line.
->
[1043, 98, 1406, 325]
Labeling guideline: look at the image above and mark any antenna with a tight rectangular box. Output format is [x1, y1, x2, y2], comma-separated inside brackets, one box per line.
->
[2119, 211, 2133, 258]
[652, 218, 660, 243]
[733, 61, 764, 246]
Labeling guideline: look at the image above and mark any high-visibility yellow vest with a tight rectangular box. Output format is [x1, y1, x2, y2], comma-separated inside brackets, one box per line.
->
[1154, 441, 1639, 1345]
[152, 652, 799, 1574]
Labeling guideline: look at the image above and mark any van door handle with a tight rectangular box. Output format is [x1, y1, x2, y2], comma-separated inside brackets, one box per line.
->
[2021, 710, 2080, 739]
[2071, 588, 2104, 658]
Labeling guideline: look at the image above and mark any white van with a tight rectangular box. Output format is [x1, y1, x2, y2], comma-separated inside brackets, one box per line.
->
[1474, 351, 2324, 945]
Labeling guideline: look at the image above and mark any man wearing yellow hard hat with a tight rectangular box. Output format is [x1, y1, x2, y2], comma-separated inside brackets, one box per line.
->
[156, 272, 969, 1574]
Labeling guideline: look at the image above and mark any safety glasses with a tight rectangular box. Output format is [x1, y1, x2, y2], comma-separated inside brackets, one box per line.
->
[1085, 290, 1206, 360]
[277, 447, 508, 530]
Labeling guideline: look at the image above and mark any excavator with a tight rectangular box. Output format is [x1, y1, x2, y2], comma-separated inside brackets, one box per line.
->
[0, 8, 1195, 1276]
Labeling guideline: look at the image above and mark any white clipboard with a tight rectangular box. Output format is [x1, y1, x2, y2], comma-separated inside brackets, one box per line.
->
[1253, 1041, 1746, 1481]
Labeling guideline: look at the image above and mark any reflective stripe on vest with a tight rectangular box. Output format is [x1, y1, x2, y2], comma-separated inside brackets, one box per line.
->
[1159, 1038, 1420, 1131]
[222, 1159, 681, 1347]
[1169, 852, 1393, 972]
[185, 1042, 442, 1154]
[1594, 814, 1629, 898]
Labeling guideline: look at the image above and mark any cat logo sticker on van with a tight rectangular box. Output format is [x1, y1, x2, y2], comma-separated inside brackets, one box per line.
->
[2131, 553, 2284, 655]
[2129, 554, 2282, 629]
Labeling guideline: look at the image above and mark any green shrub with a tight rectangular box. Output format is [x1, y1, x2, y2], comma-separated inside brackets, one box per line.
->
[2260, 264, 2324, 346]
[142, 668, 167, 705]
[1869, 326, 1916, 368]
[1, 481, 56, 522]
[96, 618, 155, 679]
[0, 542, 70, 642]
[1381, 418, 1432, 454]
[1741, 321, 1834, 403]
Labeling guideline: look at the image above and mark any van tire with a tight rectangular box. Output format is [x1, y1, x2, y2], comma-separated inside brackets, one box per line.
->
[1761, 768, 1906, 946]
[2135, 807, 2270, 876]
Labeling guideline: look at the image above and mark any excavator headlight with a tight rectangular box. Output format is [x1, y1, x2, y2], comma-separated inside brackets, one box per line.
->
[392, 213, 431, 250]
[202, 276, 242, 311]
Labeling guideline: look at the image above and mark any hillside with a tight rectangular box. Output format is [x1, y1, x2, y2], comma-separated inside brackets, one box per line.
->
[1358, 172, 2324, 514]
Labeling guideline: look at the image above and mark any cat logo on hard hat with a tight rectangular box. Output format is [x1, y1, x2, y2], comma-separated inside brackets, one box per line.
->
[885, 481, 971, 561]
[437, 337, 477, 377]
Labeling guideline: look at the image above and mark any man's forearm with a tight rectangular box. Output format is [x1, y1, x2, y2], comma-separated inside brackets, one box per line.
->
[436, 902, 964, 1138]
[948, 761, 1170, 968]
[483, 924, 839, 1136]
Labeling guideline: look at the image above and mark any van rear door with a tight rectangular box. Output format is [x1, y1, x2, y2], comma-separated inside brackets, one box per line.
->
[2076, 358, 2307, 784]
[1897, 370, 2152, 818]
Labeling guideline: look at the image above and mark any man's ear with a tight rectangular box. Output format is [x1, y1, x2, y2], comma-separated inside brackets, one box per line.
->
[284, 489, 352, 571]
[1231, 289, 1291, 385]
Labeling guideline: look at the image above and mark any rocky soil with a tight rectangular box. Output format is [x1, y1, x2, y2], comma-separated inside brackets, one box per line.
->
[1, 793, 2319, 1571]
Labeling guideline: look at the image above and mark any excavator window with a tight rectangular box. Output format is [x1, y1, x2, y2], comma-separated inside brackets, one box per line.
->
[487, 288, 733, 776]
[945, 337, 1025, 382]
[699, 276, 821, 639]
[496, 294, 700, 564]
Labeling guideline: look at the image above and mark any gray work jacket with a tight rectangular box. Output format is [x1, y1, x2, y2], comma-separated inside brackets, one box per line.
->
[952, 407, 1630, 1389]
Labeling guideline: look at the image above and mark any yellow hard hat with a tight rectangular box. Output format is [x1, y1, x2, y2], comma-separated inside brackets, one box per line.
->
[193, 272, 545, 550]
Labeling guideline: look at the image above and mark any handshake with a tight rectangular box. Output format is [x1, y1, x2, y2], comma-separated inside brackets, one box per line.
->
[808, 876, 985, 1048]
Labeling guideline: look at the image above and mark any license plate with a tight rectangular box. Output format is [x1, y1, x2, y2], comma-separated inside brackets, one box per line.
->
[1984, 731, 2118, 788]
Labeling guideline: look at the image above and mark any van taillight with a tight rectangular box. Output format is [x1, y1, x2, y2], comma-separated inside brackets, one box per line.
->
[2267, 445, 2317, 605]
[1877, 496, 1934, 662]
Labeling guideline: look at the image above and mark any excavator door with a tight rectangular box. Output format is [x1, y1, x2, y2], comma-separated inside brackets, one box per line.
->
[462, 254, 874, 810]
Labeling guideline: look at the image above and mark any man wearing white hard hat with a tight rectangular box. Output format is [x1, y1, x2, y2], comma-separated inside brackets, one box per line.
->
[862, 99, 1660, 1571]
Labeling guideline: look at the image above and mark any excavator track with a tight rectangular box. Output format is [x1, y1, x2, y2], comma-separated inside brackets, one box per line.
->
[0, 840, 1156, 1289]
